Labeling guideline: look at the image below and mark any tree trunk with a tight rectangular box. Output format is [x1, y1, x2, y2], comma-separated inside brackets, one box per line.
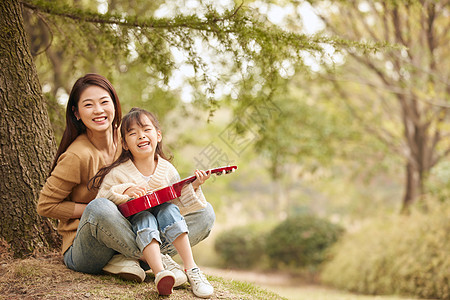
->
[401, 162, 422, 213]
[0, 0, 61, 257]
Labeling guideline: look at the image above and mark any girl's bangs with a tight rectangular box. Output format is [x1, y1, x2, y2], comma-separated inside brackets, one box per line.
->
[123, 112, 146, 132]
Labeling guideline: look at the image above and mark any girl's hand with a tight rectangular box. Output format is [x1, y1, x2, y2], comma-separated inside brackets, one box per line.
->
[192, 169, 211, 191]
[123, 186, 147, 198]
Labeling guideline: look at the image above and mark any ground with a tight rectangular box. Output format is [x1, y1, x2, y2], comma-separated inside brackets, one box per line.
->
[0, 246, 282, 300]
[0, 243, 418, 300]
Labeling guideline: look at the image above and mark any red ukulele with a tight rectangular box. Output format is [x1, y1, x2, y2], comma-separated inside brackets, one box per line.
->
[118, 165, 238, 217]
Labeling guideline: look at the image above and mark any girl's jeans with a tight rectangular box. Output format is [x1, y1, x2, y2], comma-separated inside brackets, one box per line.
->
[128, 202, 188, 252]
[63, 198, 215, 274]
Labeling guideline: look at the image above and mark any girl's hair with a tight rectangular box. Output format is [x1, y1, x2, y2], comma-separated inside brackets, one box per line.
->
[49, 73, 122, 175]
[88, 107, 173, 190]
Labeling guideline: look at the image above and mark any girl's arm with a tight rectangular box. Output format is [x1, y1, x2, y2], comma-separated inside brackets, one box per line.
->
[97, 180, 135, 205]
[165, 164, 208, 215]
[123, 186, 147, 198]
[191, 169, 211, 191]
[96, 167, 147, 205]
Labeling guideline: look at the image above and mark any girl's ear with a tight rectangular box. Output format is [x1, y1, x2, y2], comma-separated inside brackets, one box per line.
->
[123, 141, 129, 151]
[157, 130, 162, 143]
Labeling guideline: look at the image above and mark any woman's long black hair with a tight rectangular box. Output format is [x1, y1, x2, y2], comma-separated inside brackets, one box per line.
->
[49, 74, 122, 175]
[88, 107, 172, 190]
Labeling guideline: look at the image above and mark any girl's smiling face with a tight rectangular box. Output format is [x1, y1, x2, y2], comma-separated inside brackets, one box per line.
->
[75, 85, 115, 134]
[124, 114, 162, 160]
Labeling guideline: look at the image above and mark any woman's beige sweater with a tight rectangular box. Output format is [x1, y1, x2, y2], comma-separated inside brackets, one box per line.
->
[37, 134, 120, 254]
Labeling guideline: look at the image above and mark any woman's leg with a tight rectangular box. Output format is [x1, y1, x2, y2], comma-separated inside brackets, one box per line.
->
[160, 202, 215, 256]
[64, 198, 142, 274]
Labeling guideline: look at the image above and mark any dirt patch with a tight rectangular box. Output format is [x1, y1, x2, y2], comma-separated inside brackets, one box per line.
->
[203, 267, 314, 287]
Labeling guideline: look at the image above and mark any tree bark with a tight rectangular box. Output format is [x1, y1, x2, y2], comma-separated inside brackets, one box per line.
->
[402, 162, 420, 213]
[0, 0, 61, 257]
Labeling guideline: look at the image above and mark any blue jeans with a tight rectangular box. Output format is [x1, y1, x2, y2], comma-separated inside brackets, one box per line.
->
[63, 198, 215, 274]
[129, 202, 188, 252]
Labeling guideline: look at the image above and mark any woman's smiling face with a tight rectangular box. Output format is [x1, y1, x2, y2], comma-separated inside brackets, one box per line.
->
[75, 85, 115, 134]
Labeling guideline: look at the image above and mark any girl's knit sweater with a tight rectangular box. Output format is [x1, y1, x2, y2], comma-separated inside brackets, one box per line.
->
[96, 156, 207, 216]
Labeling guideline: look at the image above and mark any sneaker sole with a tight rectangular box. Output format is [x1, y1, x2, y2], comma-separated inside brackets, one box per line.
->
[192, 289, 214, 298]
[104, 270, 145, 283]
[157, 276, 175, 296]
[173, 273, 188, 287]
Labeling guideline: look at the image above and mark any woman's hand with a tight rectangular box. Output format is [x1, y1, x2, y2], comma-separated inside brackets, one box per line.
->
[192, 169, 211, 191]
[72, 203, 87, 219]
[123, 186, 147, 198]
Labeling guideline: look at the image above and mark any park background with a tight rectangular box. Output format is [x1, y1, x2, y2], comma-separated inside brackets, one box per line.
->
[1, 0, 449, 299]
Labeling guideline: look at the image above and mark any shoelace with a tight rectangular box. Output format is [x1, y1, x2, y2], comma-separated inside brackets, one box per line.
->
[187, 268, 208, 284]
[162, 254, 182, 271]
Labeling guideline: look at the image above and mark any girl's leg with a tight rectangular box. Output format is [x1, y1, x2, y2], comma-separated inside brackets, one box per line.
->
[64, 198, 142, 274]
[129, 210, 164, 274]
[152, 203, 190, 285]
[154, 204, 214, 298]
[153, 203, 189, 246]
[130, 210, 175, 295]
[172, 233, 196, 270]
[160, 202, 215, 256]
[142, 240, 164, 274]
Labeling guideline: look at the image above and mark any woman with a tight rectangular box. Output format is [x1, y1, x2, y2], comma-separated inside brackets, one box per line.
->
[37, 74, 215, 284]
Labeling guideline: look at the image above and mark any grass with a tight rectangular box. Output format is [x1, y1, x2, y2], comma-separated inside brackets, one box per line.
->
[0, 242, 421, 300]
[0, 251, 284, 300]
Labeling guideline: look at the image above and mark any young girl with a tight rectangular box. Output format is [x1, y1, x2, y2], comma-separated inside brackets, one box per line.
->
[91, 107, 214, 297]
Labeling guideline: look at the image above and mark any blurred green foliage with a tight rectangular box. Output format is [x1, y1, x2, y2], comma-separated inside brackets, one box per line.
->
[426, 160, 450, 203]
[321, 200, 450, 300]
[265, 215, 345, 270]
[214, 215, 344, 272]
[214, 224, 268, 269]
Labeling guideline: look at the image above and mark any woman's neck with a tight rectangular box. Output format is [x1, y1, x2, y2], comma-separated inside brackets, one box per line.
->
[133, 155, 158, 177]
[86, 128, 117, 164]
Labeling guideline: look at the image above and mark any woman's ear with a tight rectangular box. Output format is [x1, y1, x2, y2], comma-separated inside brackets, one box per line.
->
[72, 106, 80, 120]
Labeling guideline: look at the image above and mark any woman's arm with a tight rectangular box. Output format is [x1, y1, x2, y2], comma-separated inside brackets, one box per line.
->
[72, 202, 87, 218]
[37, 152, 82, 220]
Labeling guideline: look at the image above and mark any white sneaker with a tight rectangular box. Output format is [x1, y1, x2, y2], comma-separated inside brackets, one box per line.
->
[186, 267, 214, 298]
[155, 270, 175, 295]
[161, 254, 187, 287]
[102, 254, 146, 283]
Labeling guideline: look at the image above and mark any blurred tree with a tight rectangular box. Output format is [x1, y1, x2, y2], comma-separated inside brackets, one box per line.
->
[242, 74, 356, 217]
[1, 0, 376, 256]
[304, 0, 450, 211]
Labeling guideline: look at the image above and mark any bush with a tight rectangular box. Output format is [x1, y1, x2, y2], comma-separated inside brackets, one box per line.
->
[321, 201, 450, 300]
[265, 214, 345, 270]
[214, 225, 268, 269]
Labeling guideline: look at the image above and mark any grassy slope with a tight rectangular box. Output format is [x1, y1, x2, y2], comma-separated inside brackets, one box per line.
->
[0, 252, 283, 300]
